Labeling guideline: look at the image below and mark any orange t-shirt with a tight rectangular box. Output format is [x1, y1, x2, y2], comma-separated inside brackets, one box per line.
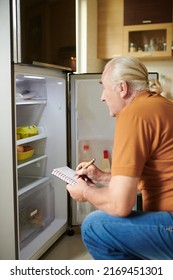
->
[111, 92, 173, 212]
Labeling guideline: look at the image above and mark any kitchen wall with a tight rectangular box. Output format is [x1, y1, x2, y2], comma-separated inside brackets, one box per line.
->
[76, 0, 105, 73]
[144, 60, 173, 100]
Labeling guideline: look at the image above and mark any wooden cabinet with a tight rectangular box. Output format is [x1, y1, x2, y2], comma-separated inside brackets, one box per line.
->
[123, 23, 173, 60]
[97, 0, 123, 59]
[98, 1, 173, 60]
[124, 0, 172, 25]
[16, 0, 76, 70]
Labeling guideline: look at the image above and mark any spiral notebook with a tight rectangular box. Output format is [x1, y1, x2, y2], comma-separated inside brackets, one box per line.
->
[52, 166, 77, 185]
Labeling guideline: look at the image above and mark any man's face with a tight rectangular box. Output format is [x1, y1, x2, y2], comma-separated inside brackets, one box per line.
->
[100, 69, 125, 117]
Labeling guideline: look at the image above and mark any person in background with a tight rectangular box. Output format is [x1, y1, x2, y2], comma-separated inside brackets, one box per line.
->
[67, 56, 173, 260]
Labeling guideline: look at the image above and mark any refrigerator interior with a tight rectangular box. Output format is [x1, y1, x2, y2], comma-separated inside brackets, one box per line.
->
[15, 65, 68, 259]
[70, 74, 115, 225]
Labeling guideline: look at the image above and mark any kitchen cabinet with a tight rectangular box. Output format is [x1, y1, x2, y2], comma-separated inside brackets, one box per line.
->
[124, 0, 172, 26]
[123, 23, 173, 60]
[13, 0, 76, 71]
[98, 0, 173, 60]
[97, 0, 123, 59]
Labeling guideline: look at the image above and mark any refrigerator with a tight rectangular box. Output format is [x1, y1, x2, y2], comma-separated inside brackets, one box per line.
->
[1, 1, 158, 259]
[0, 0, 114, 260]
[13, 64, 115, 259]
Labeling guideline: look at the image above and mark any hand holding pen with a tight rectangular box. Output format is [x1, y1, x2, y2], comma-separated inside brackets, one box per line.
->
[83, 158, 96, 169]
[76, 158, 96, 181]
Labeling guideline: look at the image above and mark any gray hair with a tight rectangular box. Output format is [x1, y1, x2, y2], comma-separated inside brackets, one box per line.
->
[104, 56, 162, 95]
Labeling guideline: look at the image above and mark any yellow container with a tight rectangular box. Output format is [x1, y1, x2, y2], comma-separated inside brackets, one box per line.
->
[17, 149, 34, 161]
[17, 125, 38, 139]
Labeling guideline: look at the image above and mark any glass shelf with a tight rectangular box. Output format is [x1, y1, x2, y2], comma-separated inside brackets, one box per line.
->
[16, 99, 47, 105]
[17, 126, 46, 145]
[17, 154, 47, 169]
[129, 29, 167, 52]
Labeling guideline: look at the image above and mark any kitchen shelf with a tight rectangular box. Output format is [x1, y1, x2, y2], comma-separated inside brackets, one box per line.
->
[123, 23, 172, 59]
[17, 126, 46, 145]
[17, 154, 47, 169]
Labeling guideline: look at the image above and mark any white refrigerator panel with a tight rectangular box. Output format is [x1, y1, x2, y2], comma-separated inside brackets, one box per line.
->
[70, 74, 115, 225]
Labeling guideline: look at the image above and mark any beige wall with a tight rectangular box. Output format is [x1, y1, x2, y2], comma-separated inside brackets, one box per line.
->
[86, 0, 105, 73]
[76, 0, 105, 73]
[144, 60, 173, 100]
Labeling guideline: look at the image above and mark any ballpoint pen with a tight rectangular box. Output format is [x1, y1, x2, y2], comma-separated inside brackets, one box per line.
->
[75, 158, 95, 180]
[84, 158, 96, 169]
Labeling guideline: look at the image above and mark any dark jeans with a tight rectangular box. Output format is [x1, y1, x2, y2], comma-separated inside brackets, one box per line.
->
[81, 210, 173, 260]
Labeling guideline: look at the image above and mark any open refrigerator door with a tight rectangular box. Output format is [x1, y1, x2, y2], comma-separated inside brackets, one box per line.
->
[15, 64, 68, 259]
[70, 73, 115, 225]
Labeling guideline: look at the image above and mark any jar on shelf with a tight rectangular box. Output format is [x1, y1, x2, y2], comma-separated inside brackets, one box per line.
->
[130, 43, 137, 52]
[163, 43, 167, 51]
[144, 44, 149, 52]
[149, 38, 156, 51]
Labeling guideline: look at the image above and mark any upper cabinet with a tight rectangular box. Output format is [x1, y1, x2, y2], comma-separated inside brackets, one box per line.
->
[123, 0, 173, 59]
[97, 0, 123, 59]
[123, 23, 172, 59]
[98, 0, 173, 60]
[13, 0, 76, 71]
[124, 0, 172, 25]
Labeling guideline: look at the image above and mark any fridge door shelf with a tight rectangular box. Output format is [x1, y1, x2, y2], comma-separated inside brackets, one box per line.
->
[18, 176, 51, 198]
[17, 154, 47, 169]
[17, 126, 46, 145]
[16, 99, 47, 105]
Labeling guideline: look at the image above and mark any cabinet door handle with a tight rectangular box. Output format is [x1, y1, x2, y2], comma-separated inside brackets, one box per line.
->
[142, 20, 152, 24]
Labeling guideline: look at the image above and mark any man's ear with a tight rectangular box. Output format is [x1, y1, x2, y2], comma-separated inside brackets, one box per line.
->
[119, 81, 129, 99]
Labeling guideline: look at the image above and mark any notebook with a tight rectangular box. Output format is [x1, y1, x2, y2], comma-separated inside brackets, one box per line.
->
[52, 166, 77, 185]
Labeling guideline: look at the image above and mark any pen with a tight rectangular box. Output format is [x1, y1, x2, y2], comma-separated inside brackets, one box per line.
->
[84, 158, 95, 169]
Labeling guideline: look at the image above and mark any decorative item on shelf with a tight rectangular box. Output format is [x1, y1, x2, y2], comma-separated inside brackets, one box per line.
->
[156, 40, 164, 51]
[130, 43, 137, 52]
[163, 43, 167, 51]
[148, 38, 156, 51]
[144, 44, 149, 52]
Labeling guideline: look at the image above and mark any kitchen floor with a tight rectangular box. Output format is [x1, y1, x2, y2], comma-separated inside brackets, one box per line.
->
[40, 226, 92, 260]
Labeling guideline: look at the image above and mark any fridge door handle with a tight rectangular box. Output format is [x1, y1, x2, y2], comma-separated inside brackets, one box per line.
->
[12, 0, 21, 63]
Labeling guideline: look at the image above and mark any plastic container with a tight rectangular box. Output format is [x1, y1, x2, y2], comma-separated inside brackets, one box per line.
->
[19, 178, 55, 248]
[17, 148, 34, 161]
[100, 150, 111, 172]
[17, 125, 38, 139]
